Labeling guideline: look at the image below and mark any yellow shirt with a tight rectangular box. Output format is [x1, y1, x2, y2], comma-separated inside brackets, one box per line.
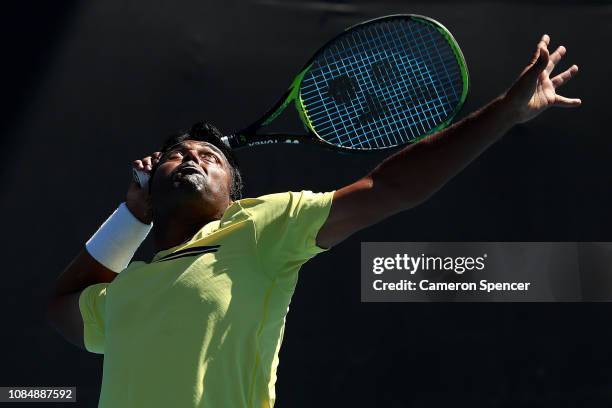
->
[79, 190, 335, 407]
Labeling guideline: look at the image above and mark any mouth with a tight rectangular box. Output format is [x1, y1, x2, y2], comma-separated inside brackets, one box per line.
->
[173, 164, 204, 180]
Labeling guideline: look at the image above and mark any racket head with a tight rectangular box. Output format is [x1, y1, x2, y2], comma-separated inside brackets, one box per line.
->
[295, 14, 469, 151]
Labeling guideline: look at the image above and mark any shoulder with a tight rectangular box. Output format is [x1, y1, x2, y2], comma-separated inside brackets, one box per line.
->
[238, 190, 334, 210]
[231, 191, 333, 221]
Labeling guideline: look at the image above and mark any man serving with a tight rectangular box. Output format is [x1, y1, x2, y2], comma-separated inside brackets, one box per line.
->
[47, 35, 580, 407]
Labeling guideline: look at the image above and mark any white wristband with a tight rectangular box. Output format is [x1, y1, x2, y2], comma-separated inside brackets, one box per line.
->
[85, 203, 153, 273]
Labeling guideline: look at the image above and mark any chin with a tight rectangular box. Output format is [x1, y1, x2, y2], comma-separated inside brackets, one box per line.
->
[173, 174, 207, 192]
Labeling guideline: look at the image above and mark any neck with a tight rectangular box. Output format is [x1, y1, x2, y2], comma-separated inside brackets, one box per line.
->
[152, 205, 226, 253]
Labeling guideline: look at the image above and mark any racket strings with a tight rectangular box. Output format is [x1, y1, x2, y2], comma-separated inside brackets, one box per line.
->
[320, 22, 453, 143]
[328, 20, 456, 137]
[300, 17, 465, 149]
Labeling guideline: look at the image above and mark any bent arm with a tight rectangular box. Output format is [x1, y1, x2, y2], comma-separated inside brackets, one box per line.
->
[46, 154, 158, 349]
[46, 249, 116, 349]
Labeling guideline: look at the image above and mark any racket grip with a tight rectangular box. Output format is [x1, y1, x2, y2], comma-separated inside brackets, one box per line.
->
[132, 168, 150, 189]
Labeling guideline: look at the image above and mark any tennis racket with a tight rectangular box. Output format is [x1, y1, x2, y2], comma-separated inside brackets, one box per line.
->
[133, 14, 469, 188]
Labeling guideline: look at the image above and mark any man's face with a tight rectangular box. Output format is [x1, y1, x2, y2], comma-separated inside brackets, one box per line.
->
[150, 140, 233, 217]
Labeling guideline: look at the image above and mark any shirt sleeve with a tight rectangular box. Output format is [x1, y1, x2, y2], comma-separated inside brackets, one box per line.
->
[243, 190, 335, 278]
[78, 282, 109, 354]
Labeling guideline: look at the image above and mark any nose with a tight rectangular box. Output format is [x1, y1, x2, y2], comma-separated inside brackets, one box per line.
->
[182, 149, 203, 166]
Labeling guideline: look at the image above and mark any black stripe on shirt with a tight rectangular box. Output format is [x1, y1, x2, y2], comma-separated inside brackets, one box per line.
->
[155, 245, 220, 263]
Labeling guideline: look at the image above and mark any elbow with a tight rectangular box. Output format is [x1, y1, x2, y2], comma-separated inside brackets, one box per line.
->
[44, 295, 86, 350]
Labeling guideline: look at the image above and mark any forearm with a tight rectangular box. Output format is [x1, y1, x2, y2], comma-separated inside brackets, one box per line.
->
[51, 248, 117, 297]
[369, 95, 517, 210]
[50, 203, 151, 297]
[47, 204, 149, 345]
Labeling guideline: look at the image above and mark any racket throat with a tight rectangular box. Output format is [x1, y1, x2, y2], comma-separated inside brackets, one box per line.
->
[225, 132, 316, 150]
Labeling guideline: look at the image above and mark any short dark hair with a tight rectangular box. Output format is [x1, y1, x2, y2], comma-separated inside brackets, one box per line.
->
[151, 121, 244, 200]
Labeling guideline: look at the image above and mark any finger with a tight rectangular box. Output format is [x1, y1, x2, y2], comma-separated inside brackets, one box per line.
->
[133, 159, 144, 170]
[551, 65, 579, 88]
[529, 43, 542, 65]
[527, 35, 547, 65]
[152, 151, 162, 164]
[525, 46, 549, 80]
[142, 157, 152, 170]
[553, 94, 582, 108]
[546, 45, 566, 74]
[536, 34, 550, 51]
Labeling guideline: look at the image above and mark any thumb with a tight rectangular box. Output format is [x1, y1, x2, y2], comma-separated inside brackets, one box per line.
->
[524, 46, 549, 80]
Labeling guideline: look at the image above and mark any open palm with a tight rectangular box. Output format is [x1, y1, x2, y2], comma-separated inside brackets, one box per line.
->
[506, 34, 581, 124]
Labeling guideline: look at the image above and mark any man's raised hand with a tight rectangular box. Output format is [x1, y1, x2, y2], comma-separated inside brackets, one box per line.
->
[126, 152, 161, 224]
[504, 34, 581, 124]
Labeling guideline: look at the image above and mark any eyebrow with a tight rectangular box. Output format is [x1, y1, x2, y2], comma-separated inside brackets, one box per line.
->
[165, 142, 227, 163]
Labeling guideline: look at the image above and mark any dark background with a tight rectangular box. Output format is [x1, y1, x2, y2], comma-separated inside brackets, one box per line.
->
[2, 0, 611, 406]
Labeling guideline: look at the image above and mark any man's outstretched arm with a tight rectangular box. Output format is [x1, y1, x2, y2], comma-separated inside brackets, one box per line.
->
[317, 34, 581, 249]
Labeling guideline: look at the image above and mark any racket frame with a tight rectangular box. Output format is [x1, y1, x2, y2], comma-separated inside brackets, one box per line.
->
[222, 14, 469, 152]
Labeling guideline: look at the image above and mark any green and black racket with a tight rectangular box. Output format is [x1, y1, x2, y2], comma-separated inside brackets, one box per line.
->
[134, 14, 468, 187]
[222, 14, 469, 151]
